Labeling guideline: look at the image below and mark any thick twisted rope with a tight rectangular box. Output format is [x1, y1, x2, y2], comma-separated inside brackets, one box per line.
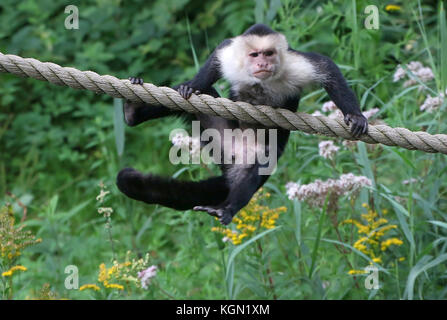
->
[1, 52, 446, 154]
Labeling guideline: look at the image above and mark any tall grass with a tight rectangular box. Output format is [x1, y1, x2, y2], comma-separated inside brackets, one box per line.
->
[1, 0, 446, 300]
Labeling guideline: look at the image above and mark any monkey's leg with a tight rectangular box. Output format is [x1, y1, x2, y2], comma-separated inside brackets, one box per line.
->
[194, 164, 269, 225]
[123, 101, 178, 127]
[116, 168, 229, 210]
[123, 77, 180, 126]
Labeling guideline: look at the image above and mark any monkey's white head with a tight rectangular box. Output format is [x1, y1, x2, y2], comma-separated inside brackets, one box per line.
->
[218, 33, 289, 85]
[242, 34, 288, 80]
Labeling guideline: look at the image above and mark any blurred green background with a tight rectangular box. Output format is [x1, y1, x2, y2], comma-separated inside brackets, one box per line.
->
[1, 0, 446, 300]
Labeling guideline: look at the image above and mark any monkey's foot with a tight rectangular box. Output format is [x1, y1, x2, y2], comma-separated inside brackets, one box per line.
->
[128, 77, 144, 85]
[193, 205, 234, 225]
[178, 84, 201, 100]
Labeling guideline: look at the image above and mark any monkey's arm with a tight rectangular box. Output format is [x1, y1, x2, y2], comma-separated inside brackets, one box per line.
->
[178, 39, 232, 99]
[293, 50, 368, 137]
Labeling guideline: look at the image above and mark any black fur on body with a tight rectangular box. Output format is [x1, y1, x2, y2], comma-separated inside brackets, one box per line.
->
[117, 24, 368, 225]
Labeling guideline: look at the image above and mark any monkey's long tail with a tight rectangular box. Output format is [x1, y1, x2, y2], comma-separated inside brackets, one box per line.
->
[116, 168, 229, 210]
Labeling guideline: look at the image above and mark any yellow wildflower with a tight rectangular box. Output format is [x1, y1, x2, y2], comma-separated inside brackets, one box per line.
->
[0, 204, 41, 264]
[374, 224, 397, 238]
[2, 265, 27, 277]
[344, 204, 403, 272]
[211, 190, 286, 245]
[353, 237, 369, 253]
[348, 269, 367, 275]
[79, 284, 101, 291]
[95, 252, 152, 290]
[11, 265, 27, 271]
[372, 257, 382, 264]
[98, 263, 108, 282]
[105, 283, 124, 290]
[385, 4, 401, 12]
[381, 238, 403, 251]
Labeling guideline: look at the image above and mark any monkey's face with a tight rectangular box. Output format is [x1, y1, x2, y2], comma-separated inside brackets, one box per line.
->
[247, 48, 279, 80]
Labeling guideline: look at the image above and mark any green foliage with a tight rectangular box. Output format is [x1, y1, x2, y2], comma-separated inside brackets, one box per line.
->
[0, 0, 447, 300]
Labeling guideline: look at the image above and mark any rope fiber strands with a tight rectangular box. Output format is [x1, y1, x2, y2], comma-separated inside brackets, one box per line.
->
[1, 52, 446, 154]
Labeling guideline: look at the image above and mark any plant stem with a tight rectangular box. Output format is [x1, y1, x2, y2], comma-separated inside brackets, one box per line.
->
[257, 241, 277, 300]
[155, 282, 176, 300]
[8, 277, 12, 299]
[107, 217, 116, 261]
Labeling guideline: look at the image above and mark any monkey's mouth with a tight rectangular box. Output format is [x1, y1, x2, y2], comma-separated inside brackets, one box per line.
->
[253, 70, 272, 78]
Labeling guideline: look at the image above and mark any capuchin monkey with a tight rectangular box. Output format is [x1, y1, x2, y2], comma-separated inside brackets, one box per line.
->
[117, 24, 368, 225]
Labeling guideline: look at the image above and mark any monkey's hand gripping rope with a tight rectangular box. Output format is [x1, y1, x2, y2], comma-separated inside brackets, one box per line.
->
[1, 52, 446, 154]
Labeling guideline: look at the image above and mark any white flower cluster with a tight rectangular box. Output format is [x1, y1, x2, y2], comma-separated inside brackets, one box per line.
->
[171, 132, 201, 157]
[362, 108, 380, 119]
[318, 101, 379, 120]
[393, 61, 445, 113]
[318, 140, 339, 160]
[402, 178, 419, 185]
[322, 100, 338, 112]
[328, 109, 344, 119]
[393, 61, 434, 88]
[420, 90, 446, 113]
[137, 265, 157, 289]
[393, 65, 406, 82]
[98, 207, 113, 218]
[342, 140, 358, 148]
[286, 173, 372, 207]
[171, 132, 190, 147]
[96, 189, 110, 203]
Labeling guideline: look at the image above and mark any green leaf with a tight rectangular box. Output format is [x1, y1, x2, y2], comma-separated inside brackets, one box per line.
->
[379, 184, 415, 250]
[225, 227, 280, 298]
[404, 254, 447, 300]
[439, 1, 447, 91]
[113, 98, 125, 157]
[428, 220, 447, 230]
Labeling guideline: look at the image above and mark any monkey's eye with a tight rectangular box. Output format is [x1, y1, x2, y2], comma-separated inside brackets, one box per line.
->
[249, 52, 259, 57]
[264, 50, 274, 56]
